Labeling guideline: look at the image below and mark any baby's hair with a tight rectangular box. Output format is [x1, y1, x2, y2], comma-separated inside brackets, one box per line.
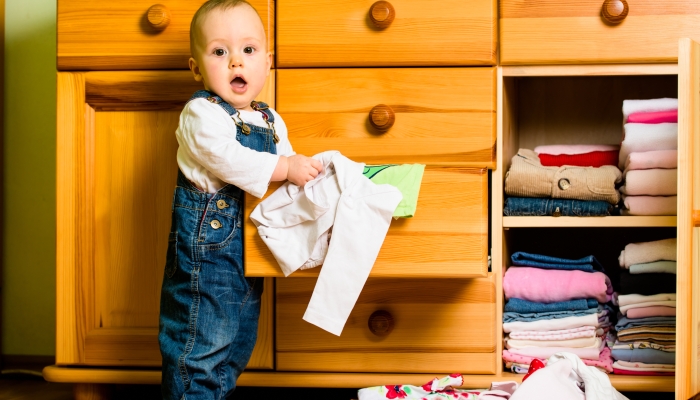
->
[189, 0, 258, 55]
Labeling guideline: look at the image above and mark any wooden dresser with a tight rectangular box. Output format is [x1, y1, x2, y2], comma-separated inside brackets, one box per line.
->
[45, 1, 700, 399]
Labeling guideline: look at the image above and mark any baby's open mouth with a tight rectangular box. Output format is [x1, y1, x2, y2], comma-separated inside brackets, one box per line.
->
[231, 76, 247, 94]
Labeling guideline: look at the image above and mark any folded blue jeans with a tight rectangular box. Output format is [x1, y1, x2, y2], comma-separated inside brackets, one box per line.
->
[504, 298, 599, 313]
[510, 252, 605, 272]
[611, 348, 675, 364]
[503, 306, 599, 323]
[504, 197, 615, 216]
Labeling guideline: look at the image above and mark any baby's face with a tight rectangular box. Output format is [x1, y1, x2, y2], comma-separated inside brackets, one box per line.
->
[190, 5, 271, 111]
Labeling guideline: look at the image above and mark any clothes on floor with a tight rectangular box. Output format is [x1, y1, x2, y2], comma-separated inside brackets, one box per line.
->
[363, 163, 425, 218]
[504, 149, 621, 204]
[503, 197, 615, 217]
[357, 374, 483, 400]
[510, 252, 604, 272]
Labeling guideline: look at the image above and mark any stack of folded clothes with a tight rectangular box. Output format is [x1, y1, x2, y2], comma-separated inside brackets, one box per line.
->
[503, 148, 621, 217]
[501, 252, 615, 373]
[618, 98, 678, 215]
[610, 238, 677, 376]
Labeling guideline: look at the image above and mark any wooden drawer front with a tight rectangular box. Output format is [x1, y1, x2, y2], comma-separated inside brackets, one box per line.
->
[277, 68, 496, 167]
[57, 0, 273, 70]
[245, 166, 488, 278]
[277, 0, 496, 67]
[500, 1, 700, 64]
[276, 278, 496, 373]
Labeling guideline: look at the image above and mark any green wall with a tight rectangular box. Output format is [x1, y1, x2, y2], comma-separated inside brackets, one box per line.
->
[2, 0, 57, 356]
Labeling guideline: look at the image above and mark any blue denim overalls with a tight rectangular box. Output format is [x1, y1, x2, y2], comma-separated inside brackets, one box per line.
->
[159, 90, 277, 400]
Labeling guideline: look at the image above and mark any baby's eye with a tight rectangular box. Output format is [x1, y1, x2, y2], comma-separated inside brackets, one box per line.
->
[243, 46, 255, 54]
[214, 49, 226, 56]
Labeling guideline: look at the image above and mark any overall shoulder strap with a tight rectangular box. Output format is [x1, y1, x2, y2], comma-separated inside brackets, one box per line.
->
[189, 90, 237, 116]
[251, 101, 275, 123]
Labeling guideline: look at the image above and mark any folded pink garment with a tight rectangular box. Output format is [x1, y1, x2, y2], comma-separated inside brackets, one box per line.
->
[508, 326, 597, 340]
[618, 123, 677, 169]
[622, 98, 678, 123]
[533, 144, 619, 155]
[506, 346, 601, 360]
[503, 267, 613, 303]
[621, 195, 677, 216]
[623, 150, 677, 171]
[502, 347, 613, 373]
[620, 169, 677, 196]
[626, 306, 676, 319]
[627, 110, 678, 124]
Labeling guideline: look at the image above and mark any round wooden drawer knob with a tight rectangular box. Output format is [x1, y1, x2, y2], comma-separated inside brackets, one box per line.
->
[369, 1, 395, 29]
[368, 310, 395, 336]
[601, 0, 628, 24]
[369, 104, 395, 132]
[147, 4, 171, 31]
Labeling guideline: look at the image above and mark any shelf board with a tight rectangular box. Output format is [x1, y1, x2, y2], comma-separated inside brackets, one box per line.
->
[502, 216, 677, 228]
[501, 64, 678, 77]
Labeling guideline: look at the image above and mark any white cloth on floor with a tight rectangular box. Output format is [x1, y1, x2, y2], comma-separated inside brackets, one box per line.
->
[250, 151, 402, 335]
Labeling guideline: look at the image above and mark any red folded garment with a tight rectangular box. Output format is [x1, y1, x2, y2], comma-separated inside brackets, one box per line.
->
[627, 110, 678, 124]
[538, 151, 619, 167]
[612, 368, 675, 376]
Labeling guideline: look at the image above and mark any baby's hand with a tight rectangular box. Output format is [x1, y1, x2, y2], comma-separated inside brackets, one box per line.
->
[286, 154, 323, 187]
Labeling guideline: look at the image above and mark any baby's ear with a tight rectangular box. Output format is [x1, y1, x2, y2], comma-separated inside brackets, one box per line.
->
[189, 57, 203, 82]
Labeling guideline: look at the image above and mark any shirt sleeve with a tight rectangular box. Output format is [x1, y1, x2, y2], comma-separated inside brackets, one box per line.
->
[177, 99, 280, 198]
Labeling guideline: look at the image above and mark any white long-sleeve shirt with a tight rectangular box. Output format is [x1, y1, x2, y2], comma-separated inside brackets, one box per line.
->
[176, 98, 295, 197]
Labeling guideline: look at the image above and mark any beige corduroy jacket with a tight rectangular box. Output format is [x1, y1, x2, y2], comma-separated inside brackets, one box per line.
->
[504, 149, 622, 205]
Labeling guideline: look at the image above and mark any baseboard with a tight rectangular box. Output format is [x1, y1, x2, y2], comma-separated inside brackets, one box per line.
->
[2, 354, 55, 372]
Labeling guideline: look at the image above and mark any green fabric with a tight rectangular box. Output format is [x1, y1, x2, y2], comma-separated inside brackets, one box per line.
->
[363, 164, 425, 218]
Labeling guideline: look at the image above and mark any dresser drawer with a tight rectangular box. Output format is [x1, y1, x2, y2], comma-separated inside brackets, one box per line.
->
[500, 0, 700, 64]
[276, 278, 496, 373]
[277, 0, 496, 67]
[244, 166, 489, 278]
[277, 68, 496, 167]
[57, 0, 274, 70]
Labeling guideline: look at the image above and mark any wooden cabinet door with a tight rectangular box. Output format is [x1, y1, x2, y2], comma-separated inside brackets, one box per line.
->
[678, 37, 700, 400]
[56, 71, 274, 369]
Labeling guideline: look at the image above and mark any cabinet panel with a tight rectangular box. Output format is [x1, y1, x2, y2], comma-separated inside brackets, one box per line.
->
[277, 0, 496, 67]
[677, 37, 700, 399]
[244, 166, 488, 278]
[56, 71, 275, 368]
[277, 68, 496, 168]
[500, 0, 700, 65]
[276, 278, 496, 373]
[57, 0, 274, 70]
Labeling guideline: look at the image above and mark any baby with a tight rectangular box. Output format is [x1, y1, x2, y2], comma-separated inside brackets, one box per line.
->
[158, 1, 322, 398]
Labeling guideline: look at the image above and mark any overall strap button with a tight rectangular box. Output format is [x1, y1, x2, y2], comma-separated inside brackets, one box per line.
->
[216, 199, 229, 210]
[210, 220, 222, 229]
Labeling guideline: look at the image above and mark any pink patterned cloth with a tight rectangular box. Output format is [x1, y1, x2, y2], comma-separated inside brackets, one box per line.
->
[502, 347, 614, 373]
[627, 110, 678, 124]
[508, 326, 597, 340]
[534, 144, 619, 155]
[503, 267, 613, 303]
[507, 346, 602, 360]
[626, 306, 676, 319]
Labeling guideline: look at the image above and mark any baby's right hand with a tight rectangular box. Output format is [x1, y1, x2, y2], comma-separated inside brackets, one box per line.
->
[286, 154, 323, 187]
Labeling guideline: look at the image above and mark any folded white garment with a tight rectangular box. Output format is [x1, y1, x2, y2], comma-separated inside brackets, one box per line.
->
[620, 300, 676, 314]
[505, 336, 601, 350]
[618, 238, 677, 268]
[612, 361, 675, 372]
[508, 343, 603, 360]
[619, 169, 677, 196]
[623, 150, 678, 172]
[622, 98, 678, 123]
[618, 293, 676, 307]
[503, 313, 600, 333]
[618, 123, 678, 169]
